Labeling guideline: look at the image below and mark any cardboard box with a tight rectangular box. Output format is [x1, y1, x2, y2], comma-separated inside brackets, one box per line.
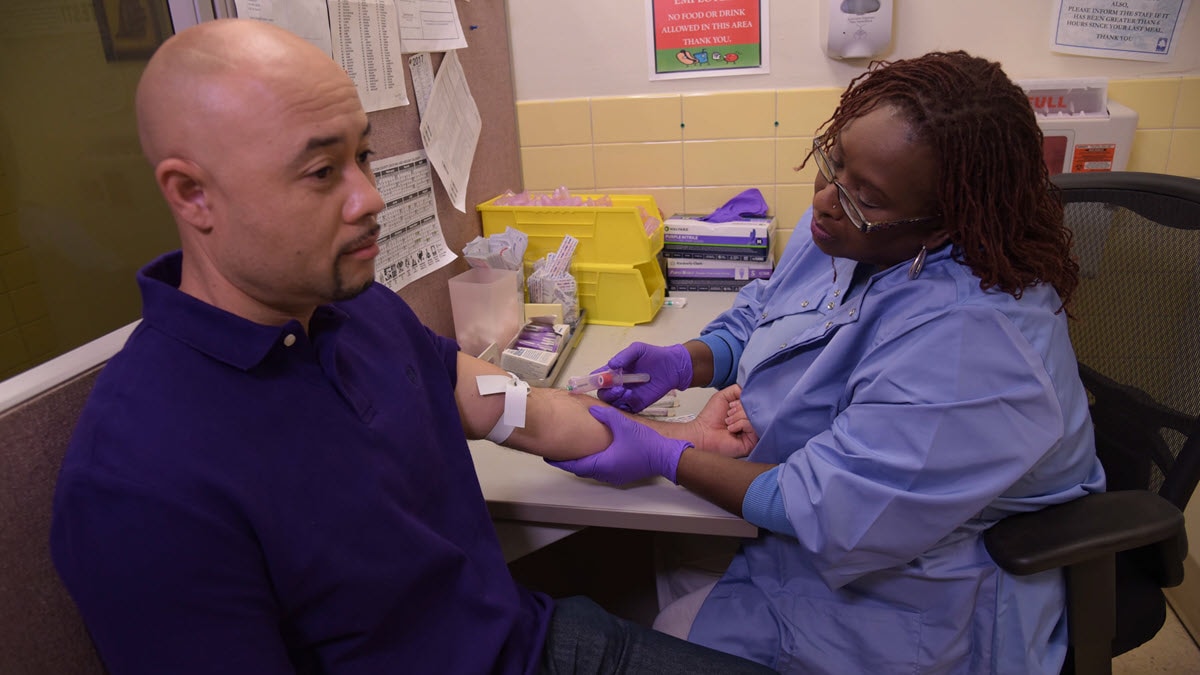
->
[664, 215, 775, 247]
[663, 244, 769, 261]
[501, 323, 571, 382]
[668, 277, 755, 292]
[666, 257, 773, 280]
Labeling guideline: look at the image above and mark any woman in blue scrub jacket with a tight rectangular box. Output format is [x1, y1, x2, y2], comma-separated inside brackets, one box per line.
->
[550, 51, 1103, 674]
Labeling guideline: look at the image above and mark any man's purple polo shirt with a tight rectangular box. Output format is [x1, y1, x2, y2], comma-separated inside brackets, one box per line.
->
[51, 251, 552, 674]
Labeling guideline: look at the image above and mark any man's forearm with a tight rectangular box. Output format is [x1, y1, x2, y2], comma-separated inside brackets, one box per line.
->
[456, 353, 613, 460]
[505, 387, 616, 460]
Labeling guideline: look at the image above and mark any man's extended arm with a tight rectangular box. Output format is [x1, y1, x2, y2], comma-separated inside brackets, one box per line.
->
[454, 352, 614, 461]
[454, 353, 756, 462]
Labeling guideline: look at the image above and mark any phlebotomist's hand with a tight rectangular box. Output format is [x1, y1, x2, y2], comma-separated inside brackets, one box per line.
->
[546, 406, 692, 485]
[595, 342, 692, 412]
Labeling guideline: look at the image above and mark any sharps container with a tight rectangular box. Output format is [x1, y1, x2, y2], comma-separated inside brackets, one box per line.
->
[447, 268, 522, 358]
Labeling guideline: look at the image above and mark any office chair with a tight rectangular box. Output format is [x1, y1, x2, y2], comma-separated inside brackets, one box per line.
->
[985, 171, 1200, 675]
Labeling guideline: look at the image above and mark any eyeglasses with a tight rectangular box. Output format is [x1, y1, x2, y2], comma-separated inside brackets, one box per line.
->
[811, 136, 941, 233]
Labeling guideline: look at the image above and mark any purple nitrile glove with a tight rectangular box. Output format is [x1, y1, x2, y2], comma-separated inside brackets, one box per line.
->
[594, 342, 692, 412]
[698, 188, 769, 223]
[547, 406, 692, 485]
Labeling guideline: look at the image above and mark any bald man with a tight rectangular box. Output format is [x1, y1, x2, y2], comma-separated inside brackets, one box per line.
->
[48, 18, 770, 675]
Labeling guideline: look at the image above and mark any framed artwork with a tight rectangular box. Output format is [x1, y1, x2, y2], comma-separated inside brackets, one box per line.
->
[93, 0, 174, 62]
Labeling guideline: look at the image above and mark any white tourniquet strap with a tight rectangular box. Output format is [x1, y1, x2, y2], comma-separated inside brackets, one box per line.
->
[475, 372, 530, 444]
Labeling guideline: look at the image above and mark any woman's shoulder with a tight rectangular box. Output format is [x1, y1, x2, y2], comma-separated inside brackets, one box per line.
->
[869, 258, 1064, 334]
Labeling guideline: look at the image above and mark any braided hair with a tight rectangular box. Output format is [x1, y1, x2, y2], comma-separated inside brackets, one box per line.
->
[815, 51, 1079, 310]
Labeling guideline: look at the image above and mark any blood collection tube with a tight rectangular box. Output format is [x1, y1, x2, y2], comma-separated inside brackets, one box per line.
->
[565, 369, 651, 394]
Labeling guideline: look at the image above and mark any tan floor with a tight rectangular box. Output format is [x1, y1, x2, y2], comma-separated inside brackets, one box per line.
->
[1113, 604, 1200, 674]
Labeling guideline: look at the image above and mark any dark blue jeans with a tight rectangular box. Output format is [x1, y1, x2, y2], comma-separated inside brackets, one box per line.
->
[539, 596, 775, 674]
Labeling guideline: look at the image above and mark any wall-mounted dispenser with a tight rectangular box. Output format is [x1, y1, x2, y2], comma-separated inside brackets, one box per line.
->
[820, 0, 894, 60]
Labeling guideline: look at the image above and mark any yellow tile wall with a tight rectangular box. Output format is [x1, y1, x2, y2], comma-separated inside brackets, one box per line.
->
[1110, 77, 1199, 176]
[515, 76, 1199, 268]
[592, 95, 682, 143]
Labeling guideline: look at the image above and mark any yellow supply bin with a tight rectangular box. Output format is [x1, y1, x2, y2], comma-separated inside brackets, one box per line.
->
[574, 260, 665, 326]
[478, 193, 664, 267]
[523, 258, 665, 326]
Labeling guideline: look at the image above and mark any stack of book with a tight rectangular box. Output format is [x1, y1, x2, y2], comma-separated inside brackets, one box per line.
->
[663, 214, 775, 292]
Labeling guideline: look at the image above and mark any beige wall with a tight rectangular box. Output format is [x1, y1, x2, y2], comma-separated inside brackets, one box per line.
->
[507, 1, 1200, 100]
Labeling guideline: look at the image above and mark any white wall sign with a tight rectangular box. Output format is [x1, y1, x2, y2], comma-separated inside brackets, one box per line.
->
[1050, 0, 1192, 62]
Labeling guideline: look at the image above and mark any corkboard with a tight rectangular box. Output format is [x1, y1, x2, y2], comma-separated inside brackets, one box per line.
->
[366, 2, 522, 339]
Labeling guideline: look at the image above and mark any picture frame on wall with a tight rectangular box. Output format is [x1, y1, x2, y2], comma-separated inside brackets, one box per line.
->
[93, 0, 175, 62]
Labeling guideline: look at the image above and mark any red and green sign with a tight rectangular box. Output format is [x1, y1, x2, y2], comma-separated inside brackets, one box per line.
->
[651, 0, 764, 76]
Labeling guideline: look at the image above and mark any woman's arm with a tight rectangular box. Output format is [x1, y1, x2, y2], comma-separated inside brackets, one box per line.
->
[683, 339, 716, 389]
[645, 384, 758, 458]
[675, 449, 775, 517]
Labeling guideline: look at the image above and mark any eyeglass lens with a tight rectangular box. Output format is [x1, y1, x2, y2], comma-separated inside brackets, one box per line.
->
[812, 142, 866, 229]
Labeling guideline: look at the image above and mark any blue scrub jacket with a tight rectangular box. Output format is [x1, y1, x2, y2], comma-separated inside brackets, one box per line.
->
[689, 209, 1104, 674]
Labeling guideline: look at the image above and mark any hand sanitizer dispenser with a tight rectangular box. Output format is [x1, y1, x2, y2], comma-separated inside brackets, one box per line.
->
[821, 0, 894, 60]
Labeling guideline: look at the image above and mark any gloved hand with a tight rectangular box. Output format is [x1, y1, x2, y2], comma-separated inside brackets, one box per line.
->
[595, 342, 692, 412]
[547, 406, 692, 485]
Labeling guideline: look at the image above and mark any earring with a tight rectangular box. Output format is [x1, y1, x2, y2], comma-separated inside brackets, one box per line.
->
[907, 246, 927, 280]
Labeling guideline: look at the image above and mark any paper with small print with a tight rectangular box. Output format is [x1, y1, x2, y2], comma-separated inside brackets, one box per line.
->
[371, 149, 455, 290]
[1050, 0, 1192, 61]
[419, 50, 481, 212]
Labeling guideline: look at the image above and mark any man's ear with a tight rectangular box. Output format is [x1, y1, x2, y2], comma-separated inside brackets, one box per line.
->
[156, 158, 214, 233]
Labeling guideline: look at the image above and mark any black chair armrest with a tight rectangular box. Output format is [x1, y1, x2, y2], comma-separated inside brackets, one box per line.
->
[984, 490, 1186, 583]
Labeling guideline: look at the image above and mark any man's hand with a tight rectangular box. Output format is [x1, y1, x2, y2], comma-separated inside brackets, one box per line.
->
[689, 385, 758, 458]
[546, 406, 692, 485]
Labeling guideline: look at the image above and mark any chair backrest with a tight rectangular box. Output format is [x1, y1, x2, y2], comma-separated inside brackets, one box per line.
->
[1054, 171, 1200, 511]
[0, 365, 107, 674]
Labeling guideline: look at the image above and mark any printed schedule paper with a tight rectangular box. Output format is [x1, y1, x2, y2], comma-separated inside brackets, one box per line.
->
[370, 149, 456, 290]
[330, 0, 410, 112]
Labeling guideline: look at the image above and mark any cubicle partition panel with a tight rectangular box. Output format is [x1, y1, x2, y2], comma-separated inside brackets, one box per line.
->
[0, 365, 106, 674]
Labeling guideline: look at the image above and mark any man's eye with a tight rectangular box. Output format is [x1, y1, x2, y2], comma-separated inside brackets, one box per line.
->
[312, 167, 333, 179]
[358, 149, 376, 164]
